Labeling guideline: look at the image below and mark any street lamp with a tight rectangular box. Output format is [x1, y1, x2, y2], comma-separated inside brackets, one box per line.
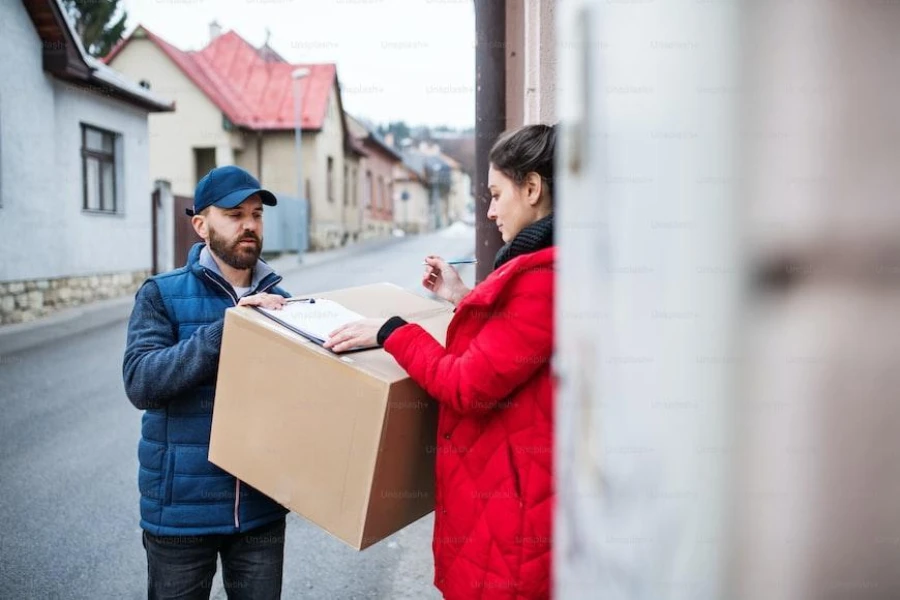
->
[292, 67, 310, 262]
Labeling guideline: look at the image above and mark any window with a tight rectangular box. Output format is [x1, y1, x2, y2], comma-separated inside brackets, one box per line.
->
[366, 171, 373, 208]
[327, 156, 335, 203]
[81, 124, 119, 213]
[194, 148, 216, 186]
[343, 164, 349, 206]
[377, 175, 384, 212]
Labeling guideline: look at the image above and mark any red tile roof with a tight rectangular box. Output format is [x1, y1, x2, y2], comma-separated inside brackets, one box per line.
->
[104, 27, 333, 131]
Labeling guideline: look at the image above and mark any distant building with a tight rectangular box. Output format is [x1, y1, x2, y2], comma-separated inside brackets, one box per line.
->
[346, 115, 403, 239]
[392, 161, 431, 234]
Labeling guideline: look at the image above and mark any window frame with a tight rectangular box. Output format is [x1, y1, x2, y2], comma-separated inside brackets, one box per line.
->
[327, 156, 335, 203]
[81, 123, 119, 214]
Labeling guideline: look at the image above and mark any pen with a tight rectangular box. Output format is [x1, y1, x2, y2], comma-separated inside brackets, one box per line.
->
[422, 259, 478, 266]
[285, 297, 316, 303]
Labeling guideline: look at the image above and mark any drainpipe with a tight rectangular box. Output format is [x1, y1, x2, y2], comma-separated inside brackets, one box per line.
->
[256, 131, 263, 183]
[474, 0, 506, 283]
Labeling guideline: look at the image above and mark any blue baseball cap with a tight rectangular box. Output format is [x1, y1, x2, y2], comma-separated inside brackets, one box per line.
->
[186, 166, 277, 216]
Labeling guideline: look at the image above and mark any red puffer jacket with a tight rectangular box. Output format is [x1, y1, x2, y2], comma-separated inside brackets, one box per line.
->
[384, 246, 555, 600]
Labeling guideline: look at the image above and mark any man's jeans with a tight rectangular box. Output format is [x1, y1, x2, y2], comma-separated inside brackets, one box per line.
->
[142, 517, 286, 600]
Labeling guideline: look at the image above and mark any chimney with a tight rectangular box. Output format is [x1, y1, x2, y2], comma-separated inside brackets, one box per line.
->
[209, 20, 222, 42]
[384, 132, 394, 147]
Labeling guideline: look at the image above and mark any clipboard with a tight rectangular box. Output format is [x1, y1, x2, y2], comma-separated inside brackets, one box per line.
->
[251, 298, 381, 354]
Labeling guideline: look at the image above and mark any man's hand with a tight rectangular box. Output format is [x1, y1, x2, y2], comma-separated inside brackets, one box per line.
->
[238, 293, 287, 310]
[324, 318, 387, 353]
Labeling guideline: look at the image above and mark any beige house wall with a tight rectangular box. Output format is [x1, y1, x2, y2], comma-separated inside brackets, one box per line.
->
[310, 87, 348, 249]
[253, 131, 315, 197]
[447, 169, 473, 223]
[393, 168, 430, 234]
[106, 35, 233, 196]
[261, 86, 347, 250]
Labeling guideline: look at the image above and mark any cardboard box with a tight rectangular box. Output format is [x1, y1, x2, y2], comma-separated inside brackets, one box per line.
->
[209, 283, 452, 550]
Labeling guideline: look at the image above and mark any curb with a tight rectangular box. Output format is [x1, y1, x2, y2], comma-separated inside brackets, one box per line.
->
[0, 294, 135, 358]
[0, 230, 471, 357]
[0, 236, 413, 357]
[269, 235, 410, 276]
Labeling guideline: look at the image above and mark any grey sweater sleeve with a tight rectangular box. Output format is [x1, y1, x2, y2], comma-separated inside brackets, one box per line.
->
[122, 280, 225, 410]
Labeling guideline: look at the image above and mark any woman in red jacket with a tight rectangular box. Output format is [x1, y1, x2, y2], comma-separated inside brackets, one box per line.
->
[327, 124, 556, 600]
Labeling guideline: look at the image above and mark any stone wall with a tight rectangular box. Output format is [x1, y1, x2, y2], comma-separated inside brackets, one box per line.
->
[0, 270, 150, 326]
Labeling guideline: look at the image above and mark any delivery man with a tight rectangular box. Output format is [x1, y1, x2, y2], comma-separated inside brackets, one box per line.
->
[123, 165, 291, 600]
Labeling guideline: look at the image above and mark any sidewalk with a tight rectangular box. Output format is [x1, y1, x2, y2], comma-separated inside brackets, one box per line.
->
[0, 235, 410, 358]
[262, 234, 408, 276]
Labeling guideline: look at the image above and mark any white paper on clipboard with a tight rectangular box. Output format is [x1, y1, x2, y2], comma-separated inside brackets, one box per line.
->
[256, 299, 367, 344]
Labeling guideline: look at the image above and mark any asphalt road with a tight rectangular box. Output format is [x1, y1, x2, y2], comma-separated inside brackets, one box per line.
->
[0, 225, 476, 600]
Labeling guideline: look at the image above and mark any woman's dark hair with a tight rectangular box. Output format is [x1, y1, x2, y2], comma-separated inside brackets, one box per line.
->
[488, 123, 556, 200]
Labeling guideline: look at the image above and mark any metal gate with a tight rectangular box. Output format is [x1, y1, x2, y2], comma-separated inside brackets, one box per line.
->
[173, 195, 200, 268]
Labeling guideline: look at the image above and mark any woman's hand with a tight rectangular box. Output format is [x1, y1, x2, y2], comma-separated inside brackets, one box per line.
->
[237, 293, 287, 310]
[324, 318, 387, 353]
[423, 255, 471, 306]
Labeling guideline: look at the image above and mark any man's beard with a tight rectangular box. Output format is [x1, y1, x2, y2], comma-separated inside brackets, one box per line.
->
[208, 226, 262, 270]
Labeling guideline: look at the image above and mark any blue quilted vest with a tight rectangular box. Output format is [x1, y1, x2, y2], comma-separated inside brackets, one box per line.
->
[138, 243, 289, 536]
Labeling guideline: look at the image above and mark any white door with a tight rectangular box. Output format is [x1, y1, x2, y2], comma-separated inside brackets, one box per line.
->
[554, 1, 741, 598]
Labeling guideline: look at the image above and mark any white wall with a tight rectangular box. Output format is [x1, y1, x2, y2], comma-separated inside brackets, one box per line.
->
[0, 1, 154, 282]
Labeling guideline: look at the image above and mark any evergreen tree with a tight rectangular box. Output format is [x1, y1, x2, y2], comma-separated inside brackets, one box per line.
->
[63, 0, 127, 58]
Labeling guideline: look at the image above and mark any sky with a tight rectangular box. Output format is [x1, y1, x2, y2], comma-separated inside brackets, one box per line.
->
[120, 0, 476, 129]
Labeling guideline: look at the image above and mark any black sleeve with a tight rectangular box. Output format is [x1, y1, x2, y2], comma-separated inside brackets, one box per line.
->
[377, 316, 409, 346]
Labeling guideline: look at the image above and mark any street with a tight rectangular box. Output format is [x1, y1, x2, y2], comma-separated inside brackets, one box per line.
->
[0, 225, 476, 600]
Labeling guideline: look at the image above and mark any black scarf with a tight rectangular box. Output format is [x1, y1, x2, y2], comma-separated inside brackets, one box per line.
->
[493, 213, 554, 269]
